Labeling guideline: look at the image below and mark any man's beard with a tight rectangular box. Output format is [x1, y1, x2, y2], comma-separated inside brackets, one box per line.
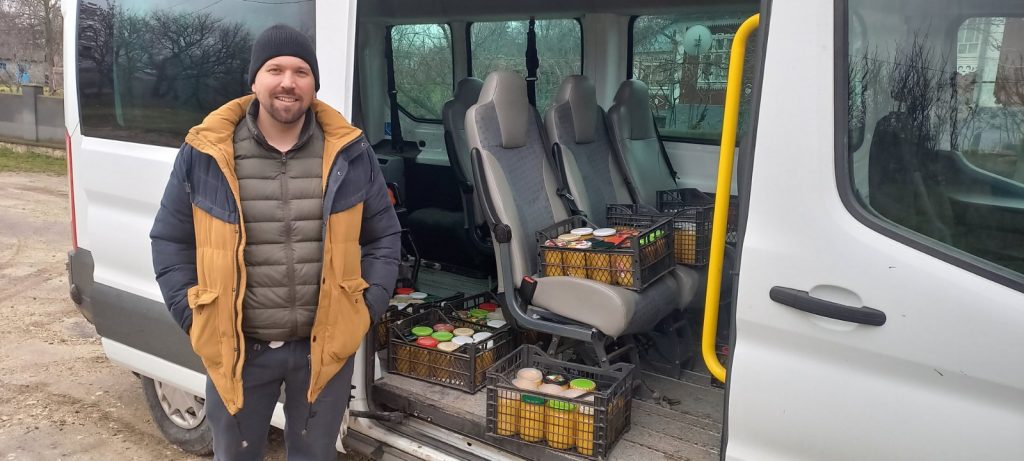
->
[265, 93, 309, 124]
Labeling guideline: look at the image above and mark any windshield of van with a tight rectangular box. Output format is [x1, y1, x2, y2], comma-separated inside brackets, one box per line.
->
[845, 0, 1024, 275]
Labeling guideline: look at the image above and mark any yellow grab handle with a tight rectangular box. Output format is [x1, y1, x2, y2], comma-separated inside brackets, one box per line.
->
[703, 13, 760, 383]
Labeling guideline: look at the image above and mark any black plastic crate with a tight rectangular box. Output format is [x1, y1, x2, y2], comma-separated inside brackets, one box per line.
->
[536, 215, 674, 291]
[657, 188, 739, 244]
[606, 203, 712, 266]
[389, 309, 515, 393]
[439, 291, 504, 327]
[375, 292, 463, 352]
[485, 345, 635, 460]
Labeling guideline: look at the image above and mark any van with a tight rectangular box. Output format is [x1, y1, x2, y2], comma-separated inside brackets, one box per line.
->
[64, 0, 1024, 459]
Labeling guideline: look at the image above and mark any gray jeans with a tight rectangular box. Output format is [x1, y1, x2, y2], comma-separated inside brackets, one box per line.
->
[204, 338, 355, 461]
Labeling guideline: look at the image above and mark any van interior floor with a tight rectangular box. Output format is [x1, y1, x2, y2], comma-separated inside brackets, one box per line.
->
[371, 366, 724, 460]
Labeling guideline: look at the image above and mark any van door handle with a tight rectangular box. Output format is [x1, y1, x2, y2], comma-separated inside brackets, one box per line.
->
[769, 287, 886, 326]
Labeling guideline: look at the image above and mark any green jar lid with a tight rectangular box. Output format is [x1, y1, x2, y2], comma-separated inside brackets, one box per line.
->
[469, 308, 489, 319]
[411, 326, 433, 337]
[547, 399, 576, 412]
[569, 378, 596, 391]
[520, 394, 546, 405]
[431, 331, 454, 342]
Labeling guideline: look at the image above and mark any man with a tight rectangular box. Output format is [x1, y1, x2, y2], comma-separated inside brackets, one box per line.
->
[150, 24, 400, 460]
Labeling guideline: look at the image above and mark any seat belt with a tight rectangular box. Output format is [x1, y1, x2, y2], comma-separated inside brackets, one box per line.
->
[652, 115, 679, 184]
[525, 17, 539, 108]
[533, 109, 583, 217]
[385, 28, 404, 152]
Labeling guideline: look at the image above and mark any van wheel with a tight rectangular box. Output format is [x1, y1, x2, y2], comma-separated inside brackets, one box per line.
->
[140, 376, 214, 455]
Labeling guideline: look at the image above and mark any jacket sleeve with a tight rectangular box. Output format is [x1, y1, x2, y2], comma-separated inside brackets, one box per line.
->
[150, 146, 198, 334]
[359, 146, 402, 323]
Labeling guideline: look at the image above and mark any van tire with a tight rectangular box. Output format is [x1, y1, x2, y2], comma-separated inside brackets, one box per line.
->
[140, 376, 214, 456]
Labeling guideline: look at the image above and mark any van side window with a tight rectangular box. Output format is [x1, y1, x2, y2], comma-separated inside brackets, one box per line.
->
[75, 0, 315, 147]
[390, 24, 454, 121]
[845, 9, 1024, 279]
[629, 11, 758, 143]
[469, 19, 582, 111]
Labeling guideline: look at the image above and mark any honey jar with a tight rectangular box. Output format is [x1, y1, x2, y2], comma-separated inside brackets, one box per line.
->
[545, 399, 576, 450]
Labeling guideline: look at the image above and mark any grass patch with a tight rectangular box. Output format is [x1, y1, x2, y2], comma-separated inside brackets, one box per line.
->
[0, 147, 66, 175]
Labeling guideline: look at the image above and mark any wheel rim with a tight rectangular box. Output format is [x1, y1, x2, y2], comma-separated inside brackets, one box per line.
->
[153, 380, 206, 429]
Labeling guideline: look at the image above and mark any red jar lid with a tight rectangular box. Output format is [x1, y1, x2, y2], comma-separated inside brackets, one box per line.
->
[395, 287, 414, 295]
[415, 337, 439, 348]
[479, 302, 499, 312]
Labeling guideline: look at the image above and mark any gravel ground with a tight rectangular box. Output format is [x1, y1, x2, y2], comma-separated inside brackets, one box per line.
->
[0, 172, 373, 461]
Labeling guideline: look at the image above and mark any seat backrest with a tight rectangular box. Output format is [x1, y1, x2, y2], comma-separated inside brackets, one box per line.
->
[544, 75, 632, 227]
[606, 79, 678, 207]
[443, 77, 485, 225]
[466, 71, 569, 285]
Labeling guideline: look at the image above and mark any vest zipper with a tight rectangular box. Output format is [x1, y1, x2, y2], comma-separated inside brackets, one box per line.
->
[231, 224, 243, 382]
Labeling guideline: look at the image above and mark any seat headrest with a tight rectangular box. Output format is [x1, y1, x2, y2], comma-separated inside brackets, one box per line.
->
[612, 80, 657, 140]
[454, 77, 484, 108]
[476, 71, 531, 149]
[552, 75, 599, 144]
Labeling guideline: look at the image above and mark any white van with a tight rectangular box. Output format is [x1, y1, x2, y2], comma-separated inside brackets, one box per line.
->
[64, 0, 1024, 459]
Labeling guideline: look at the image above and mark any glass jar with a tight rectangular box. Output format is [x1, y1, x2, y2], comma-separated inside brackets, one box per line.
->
[545, 399, 576, 450]
[518, 394, 546, 442]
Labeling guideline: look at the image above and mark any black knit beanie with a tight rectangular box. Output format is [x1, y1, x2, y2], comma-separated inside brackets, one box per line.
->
[248, 24, 319, 91]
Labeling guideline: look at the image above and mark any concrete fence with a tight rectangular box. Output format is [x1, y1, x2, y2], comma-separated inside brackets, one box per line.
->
[0, 84, 64, 147]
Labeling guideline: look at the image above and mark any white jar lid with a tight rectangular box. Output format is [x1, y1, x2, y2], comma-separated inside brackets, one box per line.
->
[472, 331, 493, 342]
[570, 227, 594, 236]
[593, 228, 616, 237]
[410, 292, 428, 299]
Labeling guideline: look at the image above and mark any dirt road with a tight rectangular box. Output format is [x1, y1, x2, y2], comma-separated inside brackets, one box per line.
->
[0, 172, 363, 460]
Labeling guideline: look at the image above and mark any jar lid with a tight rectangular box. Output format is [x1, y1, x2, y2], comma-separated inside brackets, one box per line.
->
[516, 367, 543, 383]
[578, 395, 596, 415]
[411, 326, 433, 337]
[415, 337, 438, 348]
[431, 331, 454, 342]
[557, 233, 581, 242]
[432, 323, 455, 333]
[547, 399, 576, 412]
[436, 341, 460, 352]
[472, 331, 493, 343]
[520, 394, 546, 405]
[478, 302, 499, 312]
[543, 374, 569, 387]
[486, 319, 507, 329]
[569, 378, 597, 391]
[570, 227, 594, 236]
[567, 240, 592, 249]
[410, 292, 428, 299]
[512, 377, 538, 390]
[395, 287, 414, 295]
[452, 328, 475, 337]
[560, 388, 587, 399]
[537, 383, 565, 395]
[469, 309, 489, 319]
[593, 228, 616, 237]
[452, 336, 474, 346]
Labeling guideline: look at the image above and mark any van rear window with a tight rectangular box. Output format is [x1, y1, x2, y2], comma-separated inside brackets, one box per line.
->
[75, 0, 315, 147]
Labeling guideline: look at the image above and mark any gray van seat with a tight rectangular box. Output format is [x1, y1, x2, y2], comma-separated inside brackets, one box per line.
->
[466, 71, 681, 338]
[546, 75, 701, 310]
[443, 77, 486, 227]
[406, 78, 491, 271]
[607, 79, 678, 208]
[543, 75, 632, 227]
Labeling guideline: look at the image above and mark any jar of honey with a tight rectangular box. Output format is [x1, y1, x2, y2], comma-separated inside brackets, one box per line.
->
[576, 397, 595, 456]
[545, 399, 576, 450]
[518, 394, 546, 442]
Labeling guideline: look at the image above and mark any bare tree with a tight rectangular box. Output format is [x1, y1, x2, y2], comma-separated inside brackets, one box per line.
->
[7, 0, 62, 92]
